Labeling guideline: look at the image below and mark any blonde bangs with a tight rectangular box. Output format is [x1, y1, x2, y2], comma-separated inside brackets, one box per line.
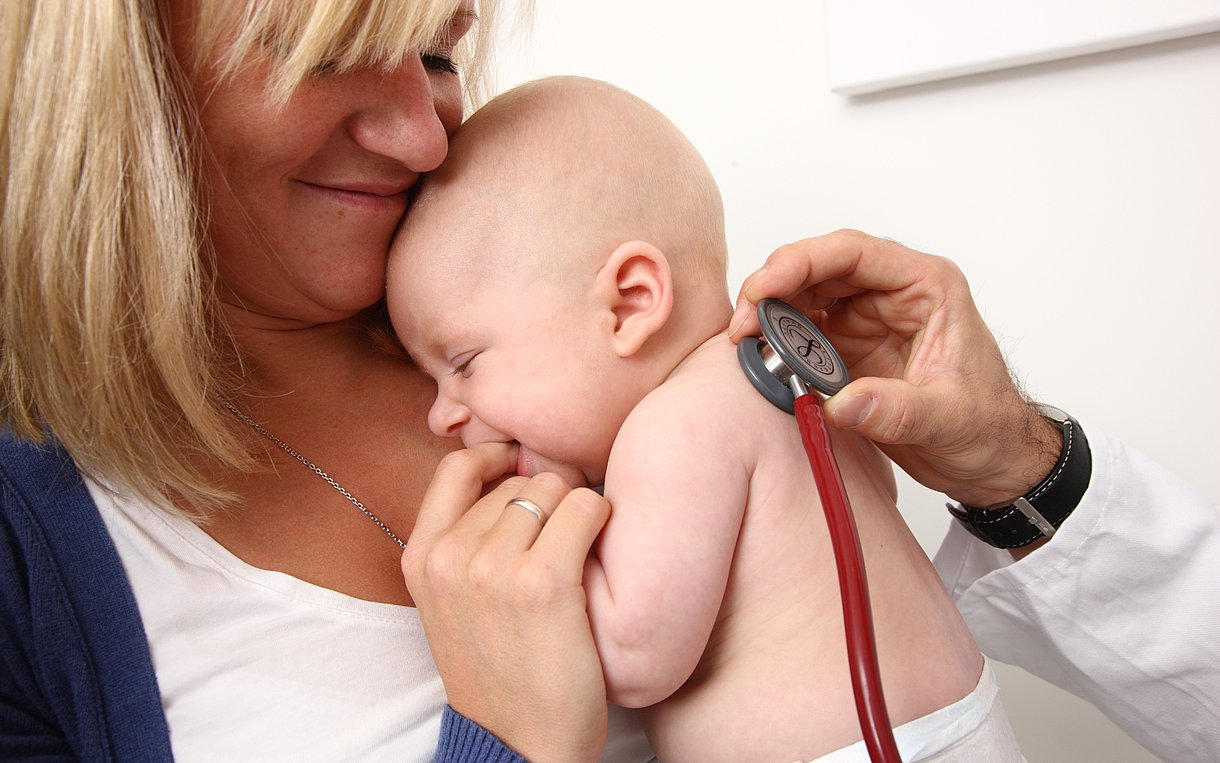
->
[195, 0, 501, 106]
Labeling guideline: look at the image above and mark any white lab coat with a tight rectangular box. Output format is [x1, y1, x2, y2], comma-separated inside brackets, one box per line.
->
[935, 421, 1220, 763]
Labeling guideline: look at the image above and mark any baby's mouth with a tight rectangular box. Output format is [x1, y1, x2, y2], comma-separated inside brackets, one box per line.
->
[514, 442, 532, 477]
[512, 443, 590, 489]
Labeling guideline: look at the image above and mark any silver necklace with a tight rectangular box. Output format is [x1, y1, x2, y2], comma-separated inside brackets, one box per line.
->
[222, 400, 407, 549]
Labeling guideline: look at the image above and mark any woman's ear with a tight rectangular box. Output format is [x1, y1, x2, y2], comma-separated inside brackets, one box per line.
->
[595, 240, 674, 358]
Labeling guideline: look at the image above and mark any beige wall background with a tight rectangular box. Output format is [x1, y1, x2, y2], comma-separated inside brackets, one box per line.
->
[493, 3, 1220, 760]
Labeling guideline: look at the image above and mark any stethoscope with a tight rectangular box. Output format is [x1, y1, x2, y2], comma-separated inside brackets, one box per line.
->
[738, 299, 902, 763]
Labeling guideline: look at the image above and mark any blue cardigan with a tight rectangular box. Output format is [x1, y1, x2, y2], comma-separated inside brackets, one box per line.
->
[0, 430, 522, 762]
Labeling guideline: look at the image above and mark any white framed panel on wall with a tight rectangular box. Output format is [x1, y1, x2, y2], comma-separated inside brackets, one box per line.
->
[826, 0, 1220, 94]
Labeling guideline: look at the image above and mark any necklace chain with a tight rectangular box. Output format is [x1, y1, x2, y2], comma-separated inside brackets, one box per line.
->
[222, 400, 407, 549]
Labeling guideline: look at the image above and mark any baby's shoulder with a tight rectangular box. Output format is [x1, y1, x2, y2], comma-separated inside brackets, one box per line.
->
[609, 336, 767, 487]
[645, 335, 899, 501]
[625, 335, 788, 441]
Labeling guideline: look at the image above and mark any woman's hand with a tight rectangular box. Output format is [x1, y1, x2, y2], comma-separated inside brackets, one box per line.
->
[403, 442, 610, 763]
[729, 229, 1060, 507]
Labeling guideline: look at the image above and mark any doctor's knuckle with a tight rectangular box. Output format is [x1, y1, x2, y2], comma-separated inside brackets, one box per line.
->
[832, 227, 866, 241]
[926, 253, 963, 281]
[886, 403, 918, 443]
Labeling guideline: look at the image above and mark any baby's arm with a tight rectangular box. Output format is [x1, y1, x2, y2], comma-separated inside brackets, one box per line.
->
[583, 377, 752, 708]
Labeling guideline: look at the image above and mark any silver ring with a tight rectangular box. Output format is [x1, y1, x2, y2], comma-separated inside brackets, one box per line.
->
[822, 297, 841, 312]
[505, 497, 546, 525]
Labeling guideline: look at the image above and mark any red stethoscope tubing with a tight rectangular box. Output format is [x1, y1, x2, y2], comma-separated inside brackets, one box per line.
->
[794, 392, 902, 763]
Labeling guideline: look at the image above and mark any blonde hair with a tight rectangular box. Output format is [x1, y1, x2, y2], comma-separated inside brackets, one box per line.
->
[2, 0, 505, 516]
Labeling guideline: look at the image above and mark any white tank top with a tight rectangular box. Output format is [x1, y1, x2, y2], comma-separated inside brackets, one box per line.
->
[92, 480, 652, 762]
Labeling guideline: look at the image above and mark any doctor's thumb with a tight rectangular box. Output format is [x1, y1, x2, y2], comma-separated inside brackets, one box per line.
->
[823, 378, 938, 447]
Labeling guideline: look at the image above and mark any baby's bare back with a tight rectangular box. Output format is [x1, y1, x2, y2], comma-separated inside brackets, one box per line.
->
[641, 337, 982, 762]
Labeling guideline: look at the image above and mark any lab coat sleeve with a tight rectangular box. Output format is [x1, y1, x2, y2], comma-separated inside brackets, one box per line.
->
[934, 421, 1220, 763]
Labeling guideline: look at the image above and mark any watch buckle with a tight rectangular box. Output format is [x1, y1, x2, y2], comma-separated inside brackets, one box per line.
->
[1014, 497, 1057, 538]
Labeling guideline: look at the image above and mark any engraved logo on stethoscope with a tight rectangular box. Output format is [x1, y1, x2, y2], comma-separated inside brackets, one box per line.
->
[776, 315, 838, 378]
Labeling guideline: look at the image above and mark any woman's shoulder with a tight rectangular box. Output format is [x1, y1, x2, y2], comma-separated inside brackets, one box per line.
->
[0, 427, 172, 760]
[1, 428, 90, 521]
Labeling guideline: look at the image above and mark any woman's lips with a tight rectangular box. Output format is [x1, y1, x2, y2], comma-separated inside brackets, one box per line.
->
[299, 180, 412, 213]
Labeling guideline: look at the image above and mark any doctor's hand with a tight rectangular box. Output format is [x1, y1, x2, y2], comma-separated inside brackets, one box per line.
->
[404, 443, 610, 763]
[729, 229, 1061, 508]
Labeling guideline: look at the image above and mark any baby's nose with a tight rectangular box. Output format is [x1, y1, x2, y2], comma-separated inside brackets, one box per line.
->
[427, 395, 469, 438]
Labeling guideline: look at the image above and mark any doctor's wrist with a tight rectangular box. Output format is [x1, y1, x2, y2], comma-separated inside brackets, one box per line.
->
[946, 403, 1064, 509]
[948, 405, 1091, 552]
[982, 414, 1063, 509]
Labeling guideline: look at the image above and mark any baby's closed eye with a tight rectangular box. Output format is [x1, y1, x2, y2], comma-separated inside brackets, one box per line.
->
[450, 351, 480, 378]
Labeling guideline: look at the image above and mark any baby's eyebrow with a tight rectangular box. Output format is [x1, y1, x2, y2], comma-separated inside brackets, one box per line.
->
[399, 337, 446, 380]
[406, 352, 441, 381]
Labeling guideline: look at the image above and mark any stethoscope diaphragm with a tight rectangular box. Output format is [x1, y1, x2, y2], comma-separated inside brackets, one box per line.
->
[737, 298, 850, 413]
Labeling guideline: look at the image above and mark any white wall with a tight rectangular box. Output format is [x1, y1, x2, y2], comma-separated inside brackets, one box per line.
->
[493, 3, 1220, 760]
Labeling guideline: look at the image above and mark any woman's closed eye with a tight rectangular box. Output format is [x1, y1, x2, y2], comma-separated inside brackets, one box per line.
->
[421, 52, 458, 75]
[306, 52, 456, 78]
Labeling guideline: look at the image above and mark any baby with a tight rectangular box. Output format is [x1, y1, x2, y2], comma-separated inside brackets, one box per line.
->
[387, 77, 1023, 762]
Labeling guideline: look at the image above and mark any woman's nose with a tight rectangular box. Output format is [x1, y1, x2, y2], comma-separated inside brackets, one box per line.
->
[348, 58, 453, 172]
[427, 393, 470, 438]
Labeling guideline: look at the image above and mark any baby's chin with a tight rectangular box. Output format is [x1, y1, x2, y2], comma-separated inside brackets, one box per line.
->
[515, 445, 596, 490]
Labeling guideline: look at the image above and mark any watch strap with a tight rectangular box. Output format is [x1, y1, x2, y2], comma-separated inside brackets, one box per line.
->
[947, 408, 1092, 549]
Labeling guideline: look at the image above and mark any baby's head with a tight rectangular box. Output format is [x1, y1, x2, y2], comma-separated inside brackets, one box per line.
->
[387, 76, 729, 486]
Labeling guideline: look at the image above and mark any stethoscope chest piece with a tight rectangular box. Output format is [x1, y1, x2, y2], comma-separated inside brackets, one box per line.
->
[737, 298, 850, 413]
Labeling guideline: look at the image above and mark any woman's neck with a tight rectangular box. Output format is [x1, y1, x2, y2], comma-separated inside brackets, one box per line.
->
[201, 303, 451, 606]
[222, 307, 386, 392]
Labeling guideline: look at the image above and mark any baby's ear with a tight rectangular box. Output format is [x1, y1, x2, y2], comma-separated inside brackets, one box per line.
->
[595, 240, 674, 358]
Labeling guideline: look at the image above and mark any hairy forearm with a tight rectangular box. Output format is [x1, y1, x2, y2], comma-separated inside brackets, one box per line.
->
[948, 399, 1064, 509]
[952, 400, 1063, 560]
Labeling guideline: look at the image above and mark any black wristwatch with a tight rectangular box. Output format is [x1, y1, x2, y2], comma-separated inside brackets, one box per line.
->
[947, 405, 1092, 549]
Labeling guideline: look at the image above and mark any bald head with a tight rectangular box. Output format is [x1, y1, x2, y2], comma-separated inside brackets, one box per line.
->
[401, 76, 728, 292]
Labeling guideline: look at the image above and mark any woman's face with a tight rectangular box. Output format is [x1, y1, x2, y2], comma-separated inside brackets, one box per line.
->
[173, 3, 474, 326]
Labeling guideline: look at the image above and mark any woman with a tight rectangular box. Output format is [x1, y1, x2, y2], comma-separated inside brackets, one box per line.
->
[2, 0, 641, 760]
